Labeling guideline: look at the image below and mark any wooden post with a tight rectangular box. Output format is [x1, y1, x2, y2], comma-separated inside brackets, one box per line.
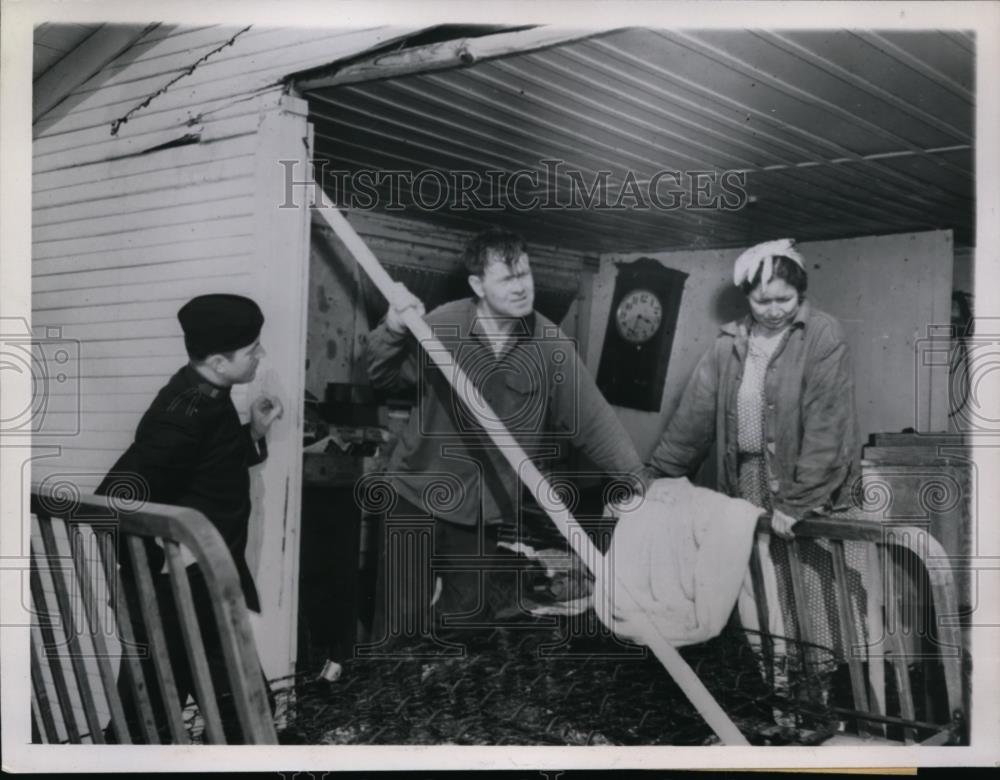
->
[248, 92, 312, 689]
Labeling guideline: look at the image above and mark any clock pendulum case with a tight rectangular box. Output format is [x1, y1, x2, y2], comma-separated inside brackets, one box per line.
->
[596, 257, 688, 412]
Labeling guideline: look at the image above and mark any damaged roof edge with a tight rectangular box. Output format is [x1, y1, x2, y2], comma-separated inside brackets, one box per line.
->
[292, 26, 623, 92]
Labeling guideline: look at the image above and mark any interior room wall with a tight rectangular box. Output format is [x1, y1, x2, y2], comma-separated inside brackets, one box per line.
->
[305, 224, 367, 400]
[586, 230, 955, 462]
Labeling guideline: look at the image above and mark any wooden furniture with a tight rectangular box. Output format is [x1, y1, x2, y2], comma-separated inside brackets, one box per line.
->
[859, 432, 972, 609]
[29, 483, 277, 744]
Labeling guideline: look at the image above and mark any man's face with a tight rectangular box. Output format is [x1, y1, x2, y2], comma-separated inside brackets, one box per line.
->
[215, 338, 265, 384]
[470, 251, 534, 319]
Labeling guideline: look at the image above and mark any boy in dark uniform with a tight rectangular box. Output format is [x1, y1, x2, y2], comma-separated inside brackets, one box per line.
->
[98, 294, 283, 743]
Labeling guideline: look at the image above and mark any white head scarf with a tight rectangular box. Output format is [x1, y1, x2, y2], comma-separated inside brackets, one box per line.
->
[733, 238, 806, 288]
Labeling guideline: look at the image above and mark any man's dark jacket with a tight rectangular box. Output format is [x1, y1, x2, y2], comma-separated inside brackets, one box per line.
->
[96, 364, 266, 611]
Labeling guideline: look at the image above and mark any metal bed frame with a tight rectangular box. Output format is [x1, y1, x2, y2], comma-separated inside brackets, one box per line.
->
[29, 482, 277, 744]
[28, 481, 965, 746]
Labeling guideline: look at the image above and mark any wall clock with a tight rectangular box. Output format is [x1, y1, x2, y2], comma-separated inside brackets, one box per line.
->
[596, 257, 687, 412]
[615, 288, 663, 344]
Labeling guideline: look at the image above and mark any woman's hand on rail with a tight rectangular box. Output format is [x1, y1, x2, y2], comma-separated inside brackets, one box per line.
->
[771, 507, 800, 539]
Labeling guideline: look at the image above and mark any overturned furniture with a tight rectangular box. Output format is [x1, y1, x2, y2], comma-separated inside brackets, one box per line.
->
[29, 483, 277, 744]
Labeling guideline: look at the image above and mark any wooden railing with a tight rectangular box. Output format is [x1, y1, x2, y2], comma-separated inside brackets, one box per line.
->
[29, 482, 277, 744]
[749, 512, 966, 744]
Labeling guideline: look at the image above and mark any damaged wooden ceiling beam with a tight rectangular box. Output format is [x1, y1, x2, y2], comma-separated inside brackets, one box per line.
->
[295, 26, 620, 91]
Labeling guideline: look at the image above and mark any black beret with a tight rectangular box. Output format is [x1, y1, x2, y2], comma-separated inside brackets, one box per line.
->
[177, 294, 264, 357]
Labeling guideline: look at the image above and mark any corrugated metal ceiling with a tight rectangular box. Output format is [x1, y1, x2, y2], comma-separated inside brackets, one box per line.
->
[303, 27, 974, 254]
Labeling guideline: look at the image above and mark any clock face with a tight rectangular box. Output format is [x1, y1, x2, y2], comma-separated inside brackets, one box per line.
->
[615, 288, 663, 343]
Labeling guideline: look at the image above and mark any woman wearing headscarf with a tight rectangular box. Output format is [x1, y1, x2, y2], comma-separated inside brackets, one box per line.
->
[640, 238, 864, 721]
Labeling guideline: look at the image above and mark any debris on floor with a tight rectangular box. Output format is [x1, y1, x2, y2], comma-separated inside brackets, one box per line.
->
[280, 620, 840, 746]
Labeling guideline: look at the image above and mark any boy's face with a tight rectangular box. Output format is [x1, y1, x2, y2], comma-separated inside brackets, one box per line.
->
[213, 338, 265, 384]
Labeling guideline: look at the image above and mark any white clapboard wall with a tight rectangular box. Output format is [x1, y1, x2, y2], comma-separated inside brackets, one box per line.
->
[31, 24, 419, 726]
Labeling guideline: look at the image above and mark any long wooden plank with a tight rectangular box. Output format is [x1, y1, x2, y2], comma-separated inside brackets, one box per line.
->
[313, 199, 749, 745]
[35, 519, 106, 743]
[299, 28, 609, 91]
[97, 530, 160, 743]
[29, 547, 81, 743]
[68, 525, 132, 743]
[30, 635, 62, 743]
[125, 536, 190, 743]
[163, 541, 225, 743]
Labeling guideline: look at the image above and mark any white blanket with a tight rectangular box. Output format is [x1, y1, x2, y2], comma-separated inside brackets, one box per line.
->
[594, 477, 762, 647]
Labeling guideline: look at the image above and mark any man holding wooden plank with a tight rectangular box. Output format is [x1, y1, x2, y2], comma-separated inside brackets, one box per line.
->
[365, 227, 644, 648]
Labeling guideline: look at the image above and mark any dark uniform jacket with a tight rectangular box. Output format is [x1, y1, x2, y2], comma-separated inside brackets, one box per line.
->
[646, 301, 860, 520]
[97, 364, 267, 611]
[366, 298, 643, 527]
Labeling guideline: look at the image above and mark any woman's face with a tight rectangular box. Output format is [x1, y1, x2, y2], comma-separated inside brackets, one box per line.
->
[747, 276, 801, 332]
